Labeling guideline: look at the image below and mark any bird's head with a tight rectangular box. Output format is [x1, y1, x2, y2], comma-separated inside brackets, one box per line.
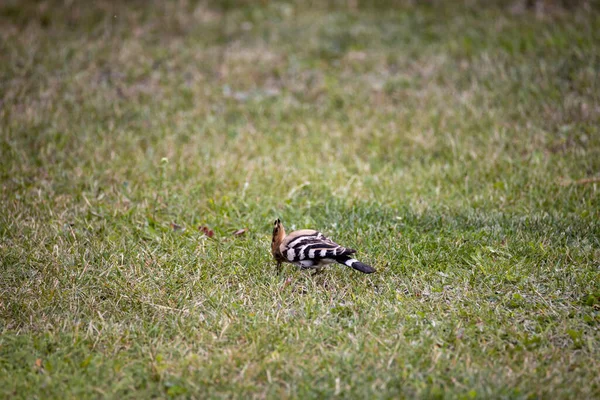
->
[271, 218, 286, 255]
[272, 218, 285, 237]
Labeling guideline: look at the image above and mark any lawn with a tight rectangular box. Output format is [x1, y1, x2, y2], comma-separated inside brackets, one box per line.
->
[1, 0, 599, 398]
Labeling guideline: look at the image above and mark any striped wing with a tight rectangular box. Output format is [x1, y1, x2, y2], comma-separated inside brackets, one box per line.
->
[280, 230, 355, 264]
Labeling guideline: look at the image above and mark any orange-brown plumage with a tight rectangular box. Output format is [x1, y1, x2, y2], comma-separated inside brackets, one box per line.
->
[271, 218, 286, 273]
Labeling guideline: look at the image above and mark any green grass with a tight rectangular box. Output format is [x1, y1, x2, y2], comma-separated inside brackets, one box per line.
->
[1, 0, 599, 398]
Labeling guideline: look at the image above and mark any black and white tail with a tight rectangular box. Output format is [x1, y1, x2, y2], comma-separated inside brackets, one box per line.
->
[335, 255, 376, 274]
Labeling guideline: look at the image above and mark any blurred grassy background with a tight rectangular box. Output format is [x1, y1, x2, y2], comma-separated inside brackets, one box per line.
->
[1, 0, 599, 398]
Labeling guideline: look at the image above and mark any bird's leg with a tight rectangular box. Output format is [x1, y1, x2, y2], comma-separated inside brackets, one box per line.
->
[276, 261, 282, 275]
[311, 267, 324, 277]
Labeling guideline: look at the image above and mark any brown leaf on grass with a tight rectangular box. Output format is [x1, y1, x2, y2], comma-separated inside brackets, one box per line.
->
[233, 228, 248, 236]
[170, 222, 185, 232]
[198, 226, 214, 238]
[34, 358, 44, 373]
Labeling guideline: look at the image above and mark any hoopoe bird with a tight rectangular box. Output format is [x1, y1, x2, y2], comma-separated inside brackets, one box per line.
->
[271, 218, 375, 275]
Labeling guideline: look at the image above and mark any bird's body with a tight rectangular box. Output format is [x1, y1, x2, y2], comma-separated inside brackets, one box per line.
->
[271, 219, 375, 275]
